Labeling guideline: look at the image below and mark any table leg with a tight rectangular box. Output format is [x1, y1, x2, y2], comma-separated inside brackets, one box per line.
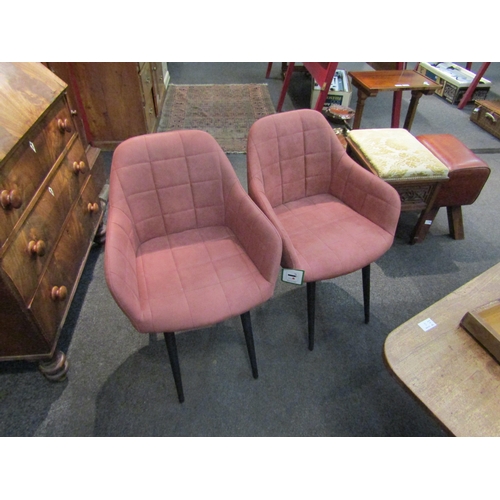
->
[392, 92, 402, 128]
[404, 90, 423, 131]
[352, 90, 369, 129]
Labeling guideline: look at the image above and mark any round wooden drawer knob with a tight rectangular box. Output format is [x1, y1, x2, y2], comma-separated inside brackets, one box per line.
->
[51, 285, 68, 302]
[0, 189, 22, 210]
[57, 118, 72, 133]
[28, 239, 46, 257]
[87, 202, 99, 214]
[73, 161, 87, 174]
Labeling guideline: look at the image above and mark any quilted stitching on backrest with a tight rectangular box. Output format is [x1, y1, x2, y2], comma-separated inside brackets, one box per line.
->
[111, 130, 230, 244]
[248, 109, 334, 207]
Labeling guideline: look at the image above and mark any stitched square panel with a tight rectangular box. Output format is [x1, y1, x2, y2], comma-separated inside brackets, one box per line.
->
[275, 194, 394, 282]
[135, 227, 270, 332]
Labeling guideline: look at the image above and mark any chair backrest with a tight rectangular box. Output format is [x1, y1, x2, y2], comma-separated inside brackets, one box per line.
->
[109, 130, 237, 244]
[247, 109, 344, 207]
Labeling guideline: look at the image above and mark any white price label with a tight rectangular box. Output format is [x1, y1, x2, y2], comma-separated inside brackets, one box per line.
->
[418, 318, 437, 332]
[281, 269, 305, 285]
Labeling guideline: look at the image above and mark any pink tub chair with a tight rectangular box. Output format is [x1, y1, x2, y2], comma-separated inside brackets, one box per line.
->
[247, 109, 401, 350]
[104, 130, 282, 402]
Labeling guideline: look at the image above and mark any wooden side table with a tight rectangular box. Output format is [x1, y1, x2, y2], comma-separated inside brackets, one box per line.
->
[349, 70, 442, 131]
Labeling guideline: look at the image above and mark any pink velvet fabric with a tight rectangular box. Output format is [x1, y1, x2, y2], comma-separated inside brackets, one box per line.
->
[247, 109, 401, 283]
[104, 130, 282, 333]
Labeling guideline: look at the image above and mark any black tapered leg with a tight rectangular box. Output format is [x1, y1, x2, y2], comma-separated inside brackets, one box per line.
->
[163, 332, 185, 403]
[307, 281, 316, 351]
[362, 264, 370, 324]
[240, 311, 258, 379]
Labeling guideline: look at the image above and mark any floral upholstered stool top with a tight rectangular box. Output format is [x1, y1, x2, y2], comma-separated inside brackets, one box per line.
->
[346, 128, 449, 244]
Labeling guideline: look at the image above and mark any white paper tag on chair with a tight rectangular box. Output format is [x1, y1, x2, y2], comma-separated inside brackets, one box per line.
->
[281, 268, 305, 285]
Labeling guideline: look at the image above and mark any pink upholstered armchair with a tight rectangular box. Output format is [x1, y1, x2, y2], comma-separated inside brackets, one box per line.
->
[104, 130, 282, 402]
[247, 109, 401, 350]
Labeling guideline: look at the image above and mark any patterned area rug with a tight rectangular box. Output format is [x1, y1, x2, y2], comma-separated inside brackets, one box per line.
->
[158, 84, 276, 153]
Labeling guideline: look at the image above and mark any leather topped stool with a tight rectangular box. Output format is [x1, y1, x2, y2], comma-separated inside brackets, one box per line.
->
[416, 134, 491, 240]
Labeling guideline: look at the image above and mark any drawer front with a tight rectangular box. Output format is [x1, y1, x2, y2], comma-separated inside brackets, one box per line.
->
[471, 104, 500, 140]
[0, 98, 74, 249]
[29, 174, 103, 343]
[2, 139, 90, 304]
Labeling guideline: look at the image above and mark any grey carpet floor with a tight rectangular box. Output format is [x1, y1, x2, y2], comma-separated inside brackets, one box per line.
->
[2, 62, 500, 437]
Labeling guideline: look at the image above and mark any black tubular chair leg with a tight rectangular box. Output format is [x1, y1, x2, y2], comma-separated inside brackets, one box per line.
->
[307, 281, 316, 351]
[163, 332, 185, 403]
[362, 264, 370, 324]
[240, 311, 258, 379]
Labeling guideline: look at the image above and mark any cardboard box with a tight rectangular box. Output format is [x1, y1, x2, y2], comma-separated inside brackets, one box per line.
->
[310, 69, 352, 110]
[416, 62, 491, 105]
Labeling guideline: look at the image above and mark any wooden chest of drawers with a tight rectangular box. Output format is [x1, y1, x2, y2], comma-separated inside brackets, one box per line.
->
[470, 100, 500, 140]
[0, 62, 107, 380]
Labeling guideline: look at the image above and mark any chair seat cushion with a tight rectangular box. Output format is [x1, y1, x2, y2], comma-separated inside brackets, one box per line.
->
[134, 226, 273, 333]
[347, 128, 449, 180]
[275, 194, 395, 282]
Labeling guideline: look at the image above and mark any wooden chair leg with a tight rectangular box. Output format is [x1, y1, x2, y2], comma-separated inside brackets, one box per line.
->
[362, 265, 370, 324]
[447, 206, 465, 240]
[307, 281, 316, 351]
[163, 332, 184, 403]
[240, 311, 258, 379]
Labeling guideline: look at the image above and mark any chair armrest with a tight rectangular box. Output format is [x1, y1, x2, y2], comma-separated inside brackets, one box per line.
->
[247, 177, 303, 269]
[104, 206, 142, 328]
[225, 180, 282, 284]
[330, 152, 401, 236]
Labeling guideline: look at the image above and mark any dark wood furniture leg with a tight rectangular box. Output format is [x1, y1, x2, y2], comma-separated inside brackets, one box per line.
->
[447, 206, 465, 240]
[352, 90, 370, 129]
[403, 90, 423, 131]
[392, 92, 402, 128]
[409, 182, 444, 244]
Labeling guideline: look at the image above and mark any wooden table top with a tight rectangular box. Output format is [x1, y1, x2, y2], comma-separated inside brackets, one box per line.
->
[0, 62, 66, 163]
[349, 70, 442, 95]
[384, 261, 500, 436]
